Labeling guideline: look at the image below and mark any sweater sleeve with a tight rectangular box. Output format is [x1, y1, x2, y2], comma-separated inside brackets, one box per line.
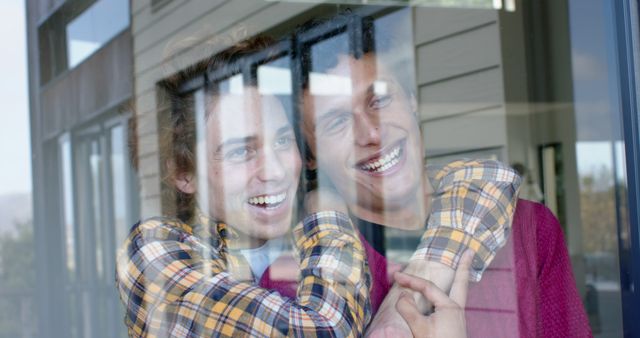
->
[535, 204, 593, 337]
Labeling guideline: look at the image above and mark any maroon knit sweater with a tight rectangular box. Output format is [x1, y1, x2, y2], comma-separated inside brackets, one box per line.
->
[260, 199, 593, 337]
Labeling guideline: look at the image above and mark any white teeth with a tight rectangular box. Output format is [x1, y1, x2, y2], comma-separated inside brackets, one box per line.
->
[248, 193, 287, 206]
[360, 146, 402, 172]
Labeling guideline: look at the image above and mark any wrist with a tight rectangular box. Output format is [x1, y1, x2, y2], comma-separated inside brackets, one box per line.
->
[402, 259, 455, 293]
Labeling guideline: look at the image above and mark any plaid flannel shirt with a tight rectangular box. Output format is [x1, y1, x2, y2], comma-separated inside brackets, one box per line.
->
[116, 211, 370, 338]
[411, 159, 521, 282]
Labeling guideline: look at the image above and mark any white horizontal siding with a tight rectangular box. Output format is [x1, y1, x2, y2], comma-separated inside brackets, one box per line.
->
[418, 66, 504, 120]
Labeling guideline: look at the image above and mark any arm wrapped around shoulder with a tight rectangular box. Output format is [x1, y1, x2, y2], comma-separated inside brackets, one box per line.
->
[412, 159, 521, 282]
[116, 213, 371, 338]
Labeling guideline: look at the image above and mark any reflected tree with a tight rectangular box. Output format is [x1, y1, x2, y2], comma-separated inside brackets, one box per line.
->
[0, 220, 36, 338]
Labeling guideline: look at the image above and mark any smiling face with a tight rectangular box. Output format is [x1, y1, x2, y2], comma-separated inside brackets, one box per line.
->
[202, 87, 301, 245]
[302, 54, 424, 220]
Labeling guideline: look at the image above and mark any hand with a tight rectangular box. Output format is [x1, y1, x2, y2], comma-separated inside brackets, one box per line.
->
[394, 250, 473, 338]
[366, 257, 465, 337]
[400, 260, 455, 314]
[304, 188, 349, 215]
[365, 286, 413, 338]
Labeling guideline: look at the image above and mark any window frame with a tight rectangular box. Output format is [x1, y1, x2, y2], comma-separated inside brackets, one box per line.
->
[612, 0, 640, 335]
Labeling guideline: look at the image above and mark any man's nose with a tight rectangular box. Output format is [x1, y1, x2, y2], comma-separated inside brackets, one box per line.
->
[257, 148, 287, 182]
[353, 113, 382, 147]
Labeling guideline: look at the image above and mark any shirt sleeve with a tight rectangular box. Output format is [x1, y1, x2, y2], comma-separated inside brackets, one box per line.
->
[409, 159, 521, 282]
[115, 212, 370, 338]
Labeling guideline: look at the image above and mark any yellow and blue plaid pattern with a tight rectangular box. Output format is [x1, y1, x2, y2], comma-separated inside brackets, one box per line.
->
[116, 211, 370, 337]
[411, 159, 521, 282]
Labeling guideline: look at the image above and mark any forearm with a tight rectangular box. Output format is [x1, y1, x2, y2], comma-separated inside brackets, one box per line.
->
[293, 211, 371, 335]
[421, 159, 521, 282]
[118, 214, 370, 337]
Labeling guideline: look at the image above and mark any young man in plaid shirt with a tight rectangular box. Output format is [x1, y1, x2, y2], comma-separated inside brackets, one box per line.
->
[116, 35, 520, 337]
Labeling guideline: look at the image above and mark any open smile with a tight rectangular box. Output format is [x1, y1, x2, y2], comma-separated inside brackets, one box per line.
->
[355, 140, 406, 175]
[247, 192, 287, 210]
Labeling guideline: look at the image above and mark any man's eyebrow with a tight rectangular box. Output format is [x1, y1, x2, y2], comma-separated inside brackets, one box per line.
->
[215, 136, 257, 153]
[275, 125, 293, 135]
[314, 84, 388, 123]
[316, 108, 345, 124]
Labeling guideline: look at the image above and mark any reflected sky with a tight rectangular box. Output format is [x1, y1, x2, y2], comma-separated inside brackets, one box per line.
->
[66, 0, 129, 68]
[576, 141, 626, 185]
[0, 0, 31, 196]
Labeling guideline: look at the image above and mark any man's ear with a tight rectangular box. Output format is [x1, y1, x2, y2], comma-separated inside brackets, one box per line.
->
[306, 156, 317, 170]
[174, 173, 197, 194]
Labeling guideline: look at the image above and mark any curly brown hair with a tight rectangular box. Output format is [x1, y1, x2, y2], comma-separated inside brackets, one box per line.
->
[156, 35, 279, 222]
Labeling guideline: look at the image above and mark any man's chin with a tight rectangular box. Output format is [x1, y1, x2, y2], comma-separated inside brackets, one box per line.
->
[251, 223, 290, 240]
[348, 187, 426, 227]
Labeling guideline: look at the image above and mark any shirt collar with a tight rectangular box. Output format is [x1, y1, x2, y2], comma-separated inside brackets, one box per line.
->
[190, 209, 239, 251]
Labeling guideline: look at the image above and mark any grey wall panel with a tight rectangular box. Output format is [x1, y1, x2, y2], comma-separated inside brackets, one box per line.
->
[414, 7, 496, 45]
[418, 67, 504, 120]
[133, 1, 270, 78]
[134, 90, 157, 116]
[133, 0, 229, 52]
[414, 7, 506, 158]
[138, 153, 160, 178]
[133, 1, 314, 80]
[136, 132, 160, 160]
[132, 0, 149, 16]
[136, 110, 159, 137]
[40, 31, 133, 139]
[416, 22, 501, 85]
[422, 108, 507, 156]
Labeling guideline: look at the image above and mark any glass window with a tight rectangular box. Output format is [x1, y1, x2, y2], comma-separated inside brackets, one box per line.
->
[23, 0, 640, 337]
[59, 134, 76, 278]
[66, 0, 129, 68]
[177, 4, 635, 336]
[110, 125, 129, 248]
[153, 3, 635, 336]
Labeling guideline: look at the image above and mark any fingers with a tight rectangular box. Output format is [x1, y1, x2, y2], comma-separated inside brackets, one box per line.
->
[396, 291, 429, 337]
[449, 250, 473, 307]
[387, 262, 404, 285]
[394, 272, 452, 308]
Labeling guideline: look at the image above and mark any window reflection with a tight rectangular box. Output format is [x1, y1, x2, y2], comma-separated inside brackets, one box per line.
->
[59, 134, 76, 277]
[258, 57, 292, 95]
[22, 0, 640, 337]
[110, 125, 128, 248]
[66, 0, 129, 68]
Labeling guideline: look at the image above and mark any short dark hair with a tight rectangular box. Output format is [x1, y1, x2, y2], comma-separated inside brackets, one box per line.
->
[293, 10, 416, 191]
[293, 9, 415, 92]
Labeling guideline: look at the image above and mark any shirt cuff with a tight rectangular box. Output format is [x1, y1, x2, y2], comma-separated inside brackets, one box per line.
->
[410, 227, 496, 282]
[297, 210, 354, 234]
[293, 210, 368, 286]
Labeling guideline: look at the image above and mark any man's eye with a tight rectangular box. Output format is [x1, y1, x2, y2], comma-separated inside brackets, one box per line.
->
[275, 135, 294, 148]
[370, 94, 392, 109]
[324, 114, 351, 134]
[225, 147, 254, 161]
